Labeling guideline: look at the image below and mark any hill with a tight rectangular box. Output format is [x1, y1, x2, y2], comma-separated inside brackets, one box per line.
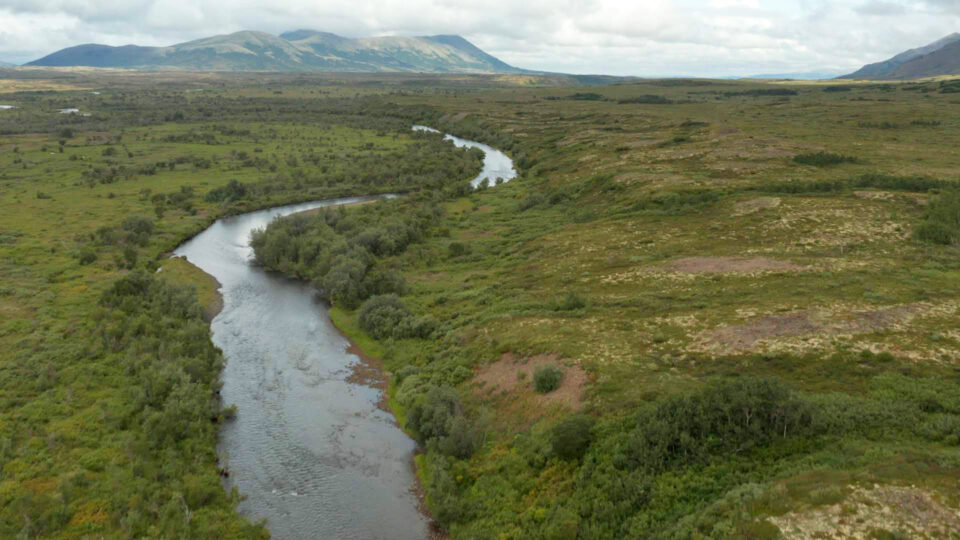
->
[26, 30, 524, 73]
[840, 33, 960, 79]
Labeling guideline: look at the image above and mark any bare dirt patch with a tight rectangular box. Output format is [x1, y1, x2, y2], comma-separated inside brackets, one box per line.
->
[696, 304, 920, 352]
[771, 485, 960, 539]
[473, 353, 587, 413]
[663, 256, 808, 274]
[734, 196, 781, 215]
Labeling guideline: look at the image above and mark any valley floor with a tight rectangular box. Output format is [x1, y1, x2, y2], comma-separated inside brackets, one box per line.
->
[1, 71, 959, 538]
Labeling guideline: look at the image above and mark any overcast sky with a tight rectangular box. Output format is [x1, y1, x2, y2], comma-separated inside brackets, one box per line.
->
[1, 0, 959, 76]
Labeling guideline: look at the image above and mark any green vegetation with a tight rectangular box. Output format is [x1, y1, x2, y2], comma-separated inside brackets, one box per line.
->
[0, 74, 484, 537]
[915, 189, 960, 245]
[533, 365, 564, 393]
[793, 151, 859, 166]
[253, 75, 960, 538]
[3, 70, 960, 538]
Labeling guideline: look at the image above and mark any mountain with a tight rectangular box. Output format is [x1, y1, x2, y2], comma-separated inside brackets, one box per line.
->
[839, 33, 960, 79]
[0, 61, 13, 67]
[26, 30, 523, 74]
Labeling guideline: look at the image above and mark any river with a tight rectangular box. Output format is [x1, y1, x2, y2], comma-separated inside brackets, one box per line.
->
[413, 125, 517, 187]
[172, 130, 515, 539]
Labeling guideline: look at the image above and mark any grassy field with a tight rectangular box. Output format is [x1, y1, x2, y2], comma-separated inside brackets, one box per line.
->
[2, 70, 960, 538]
[300, 79, 960, 537]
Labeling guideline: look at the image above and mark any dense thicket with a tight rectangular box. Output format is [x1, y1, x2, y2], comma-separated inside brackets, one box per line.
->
[250, 134, 482, 309]
[1, 271, 268, 538]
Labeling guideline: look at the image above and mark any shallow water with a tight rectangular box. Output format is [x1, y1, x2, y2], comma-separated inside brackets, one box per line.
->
[172, 129, 515, 539]
[174, 197, 428, 540]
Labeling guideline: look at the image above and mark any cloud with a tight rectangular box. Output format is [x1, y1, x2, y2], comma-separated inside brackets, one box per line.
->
[1, 0, 960, 76]
[854, 0, 909, 15]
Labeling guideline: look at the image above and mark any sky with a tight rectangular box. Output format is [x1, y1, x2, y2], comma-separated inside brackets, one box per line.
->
[1, 0, 960, 76]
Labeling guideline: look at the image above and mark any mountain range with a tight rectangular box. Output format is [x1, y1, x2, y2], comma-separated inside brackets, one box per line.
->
[26, 30, 523, 74]
[840, 33, 960, 79]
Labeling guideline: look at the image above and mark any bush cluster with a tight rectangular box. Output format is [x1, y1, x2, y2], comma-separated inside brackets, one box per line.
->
[915, 190, 960, 245]
[534, 365, 564, 393]
[358, 294, 437, 340]
[407, 386, 482, 459]
[793, 151, 859, 166]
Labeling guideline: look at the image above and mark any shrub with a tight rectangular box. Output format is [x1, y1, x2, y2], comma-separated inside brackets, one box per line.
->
[78, 249, 97, 265]
[618, 95, 674, 105]
[121, 214, 153, 235]
[320, 259, 367, 308]
[518, 193, 546, 212]
[361, 269, 407, 297]
[550, 415, 595, 460]
[358, 294, 410, 339]
[724, 88, 798, 97]
[554, 292, 586, 311]
[406, 385, 481, 458]
[358, 294, 436, 339]
[621, 377, 813, 473]
[534, 365, 564, 394]
[205, 179, 248, 203]
[915, 190, 960, 245]
[448, 242, 471, 258]
[793, 152, 858, 166]
[569, 92, 606, 101]
[915, 222, 955, 245]
[631, 189, 720, 214]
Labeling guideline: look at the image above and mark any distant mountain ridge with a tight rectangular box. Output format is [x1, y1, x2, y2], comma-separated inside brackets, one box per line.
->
[746, 71, 845, 80]
[840, 33, 960, 79]
[26, 30, 524, 74]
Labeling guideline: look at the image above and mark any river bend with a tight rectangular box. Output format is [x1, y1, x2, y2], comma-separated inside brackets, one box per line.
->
[173, 130, 515, 538]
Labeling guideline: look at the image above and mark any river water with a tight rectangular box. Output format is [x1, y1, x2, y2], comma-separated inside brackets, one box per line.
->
[413, 125, 517, 187]
[173, 131, 515, 538]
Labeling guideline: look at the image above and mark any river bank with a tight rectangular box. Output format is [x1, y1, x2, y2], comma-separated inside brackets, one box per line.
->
[328, 305, 450, 540]
[159, 256, 224, 321]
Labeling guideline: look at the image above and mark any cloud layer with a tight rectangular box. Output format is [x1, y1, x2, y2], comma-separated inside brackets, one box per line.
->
[2, 0, 960, 76]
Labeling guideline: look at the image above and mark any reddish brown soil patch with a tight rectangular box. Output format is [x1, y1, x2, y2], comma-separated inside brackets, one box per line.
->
[473, 353, 587, 413]
[662, 256, 809, 274]
[701, 305, 918, 351]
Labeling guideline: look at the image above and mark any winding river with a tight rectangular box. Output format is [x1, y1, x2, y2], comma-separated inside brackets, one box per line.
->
[173, 129, 515, 539]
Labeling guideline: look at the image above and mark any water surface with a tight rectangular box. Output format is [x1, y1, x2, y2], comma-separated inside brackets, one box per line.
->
[174, 196, 428, 540]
